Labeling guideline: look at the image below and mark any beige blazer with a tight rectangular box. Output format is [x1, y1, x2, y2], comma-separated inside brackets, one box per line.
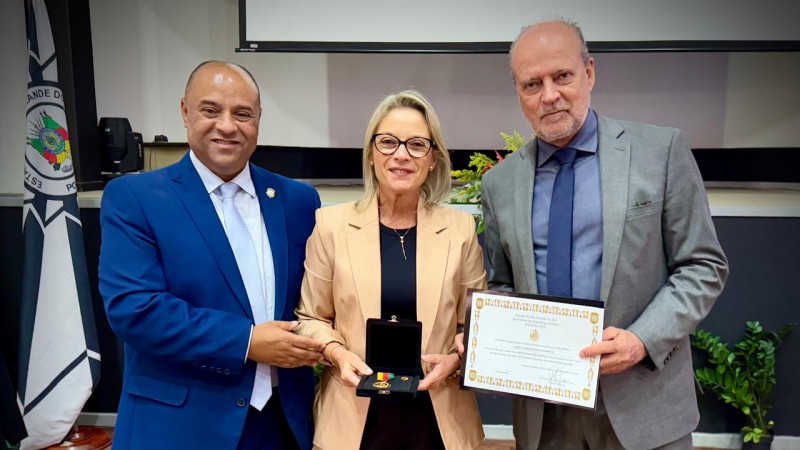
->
[295, 198, 487, 450]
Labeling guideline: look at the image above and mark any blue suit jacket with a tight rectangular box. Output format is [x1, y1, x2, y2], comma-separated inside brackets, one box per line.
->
[99, 154, 320, 450]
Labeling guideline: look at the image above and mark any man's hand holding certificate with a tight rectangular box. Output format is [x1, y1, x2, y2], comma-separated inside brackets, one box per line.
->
[579, 326, 648, 375]
[461, 289, 604, 409]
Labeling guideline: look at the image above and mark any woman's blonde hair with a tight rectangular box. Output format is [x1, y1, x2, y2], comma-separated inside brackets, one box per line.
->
[356, 89, 452, 211]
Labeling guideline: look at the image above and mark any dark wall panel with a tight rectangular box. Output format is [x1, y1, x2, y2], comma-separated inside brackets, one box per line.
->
[45, 0, 103, 191]
[247, 146, 800, 184]
[693, 218, 800, 435]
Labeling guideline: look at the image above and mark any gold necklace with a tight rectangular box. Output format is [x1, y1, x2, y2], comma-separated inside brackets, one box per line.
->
[390, 226, 413, 260]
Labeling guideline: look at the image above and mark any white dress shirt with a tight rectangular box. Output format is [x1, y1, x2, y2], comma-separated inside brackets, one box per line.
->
[189, 151, 278, 386]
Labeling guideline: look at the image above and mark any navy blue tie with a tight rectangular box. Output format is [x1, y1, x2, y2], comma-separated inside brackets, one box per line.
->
[547, 148, 577, 297]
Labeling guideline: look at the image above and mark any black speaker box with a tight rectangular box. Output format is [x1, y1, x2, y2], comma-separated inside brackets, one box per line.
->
[98, 118, 144, 173]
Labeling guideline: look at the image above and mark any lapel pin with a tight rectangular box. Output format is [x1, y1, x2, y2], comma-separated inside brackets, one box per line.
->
[266, 188, 275, 198]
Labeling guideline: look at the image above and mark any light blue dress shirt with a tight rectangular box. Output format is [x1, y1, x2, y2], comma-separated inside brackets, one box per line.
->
[532, 110, 603, 301]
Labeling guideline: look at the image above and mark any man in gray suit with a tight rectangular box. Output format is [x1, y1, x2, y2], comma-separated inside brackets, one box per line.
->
[481, 20, 729, 449]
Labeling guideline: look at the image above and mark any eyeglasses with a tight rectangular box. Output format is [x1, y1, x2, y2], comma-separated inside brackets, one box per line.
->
[372, 133, 435, 158]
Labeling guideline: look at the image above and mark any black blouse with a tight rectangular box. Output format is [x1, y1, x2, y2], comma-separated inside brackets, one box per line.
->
[379, 223, 417, 321]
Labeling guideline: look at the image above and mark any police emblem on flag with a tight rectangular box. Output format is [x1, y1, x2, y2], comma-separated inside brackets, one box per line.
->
[24, 85, 77, 197]
[27, 111, 72, 172]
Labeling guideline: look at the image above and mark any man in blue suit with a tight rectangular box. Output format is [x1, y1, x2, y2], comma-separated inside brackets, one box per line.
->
[99, 61, 326, 450]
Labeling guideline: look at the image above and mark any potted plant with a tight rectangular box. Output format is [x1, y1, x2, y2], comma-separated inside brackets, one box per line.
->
[692, 321, 794, 449]
[450, 131, 526, 233]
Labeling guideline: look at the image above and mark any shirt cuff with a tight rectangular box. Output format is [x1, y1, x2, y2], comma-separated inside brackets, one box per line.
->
[245, 325, 254, 363]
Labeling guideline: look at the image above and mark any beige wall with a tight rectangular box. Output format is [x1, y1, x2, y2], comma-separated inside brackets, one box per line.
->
[142, 145, 188, 172]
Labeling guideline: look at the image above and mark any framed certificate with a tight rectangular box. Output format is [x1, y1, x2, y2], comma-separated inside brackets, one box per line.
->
[461, 289, 604, 409]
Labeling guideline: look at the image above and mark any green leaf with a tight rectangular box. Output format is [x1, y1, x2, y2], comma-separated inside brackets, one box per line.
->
[313, 363, 324, 379]
[500, 130, 527, 151]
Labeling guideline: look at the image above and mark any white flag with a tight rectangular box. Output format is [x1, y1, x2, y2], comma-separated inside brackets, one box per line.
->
[18, 0, 101, 448]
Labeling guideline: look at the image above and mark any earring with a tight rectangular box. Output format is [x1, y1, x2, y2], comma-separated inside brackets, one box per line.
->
[370, 161, 374, 166]
[429, 166, 435, 172]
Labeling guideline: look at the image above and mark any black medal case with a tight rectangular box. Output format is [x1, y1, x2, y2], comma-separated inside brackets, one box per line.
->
[356, 317, 422, 398]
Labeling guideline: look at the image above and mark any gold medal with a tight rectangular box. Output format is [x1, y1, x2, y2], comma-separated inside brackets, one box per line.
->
[373, 381, 391, 389]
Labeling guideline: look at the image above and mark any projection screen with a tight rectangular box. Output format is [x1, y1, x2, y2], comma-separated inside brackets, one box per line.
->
[240, 0, 800, 52]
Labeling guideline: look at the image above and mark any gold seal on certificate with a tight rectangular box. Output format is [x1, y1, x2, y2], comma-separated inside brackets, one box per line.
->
[460, 289, 604, 409]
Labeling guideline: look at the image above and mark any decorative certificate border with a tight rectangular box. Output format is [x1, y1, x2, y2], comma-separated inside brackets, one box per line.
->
[461, 289, 604, 409]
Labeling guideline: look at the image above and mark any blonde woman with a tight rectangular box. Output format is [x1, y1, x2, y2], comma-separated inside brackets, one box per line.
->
[296, 90, 486, 449]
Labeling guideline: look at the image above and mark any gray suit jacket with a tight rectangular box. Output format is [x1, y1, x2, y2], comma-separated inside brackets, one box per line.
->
[481, 115, 729, 449]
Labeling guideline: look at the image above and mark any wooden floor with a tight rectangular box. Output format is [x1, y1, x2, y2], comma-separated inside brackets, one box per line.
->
[50, 432, 717, 449]
[478, 441, 717, 450]
[478, 440, 515, 450]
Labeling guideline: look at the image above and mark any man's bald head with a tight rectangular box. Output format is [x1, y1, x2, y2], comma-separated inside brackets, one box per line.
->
[185, 60, 261, 100]
[509, 19, 590, 78]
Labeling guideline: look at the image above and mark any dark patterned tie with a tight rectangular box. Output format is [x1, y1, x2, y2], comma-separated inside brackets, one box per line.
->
[546, 148, 577, 297]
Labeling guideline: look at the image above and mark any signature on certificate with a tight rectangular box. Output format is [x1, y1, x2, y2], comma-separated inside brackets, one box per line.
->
[545, 364, 568, 386]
